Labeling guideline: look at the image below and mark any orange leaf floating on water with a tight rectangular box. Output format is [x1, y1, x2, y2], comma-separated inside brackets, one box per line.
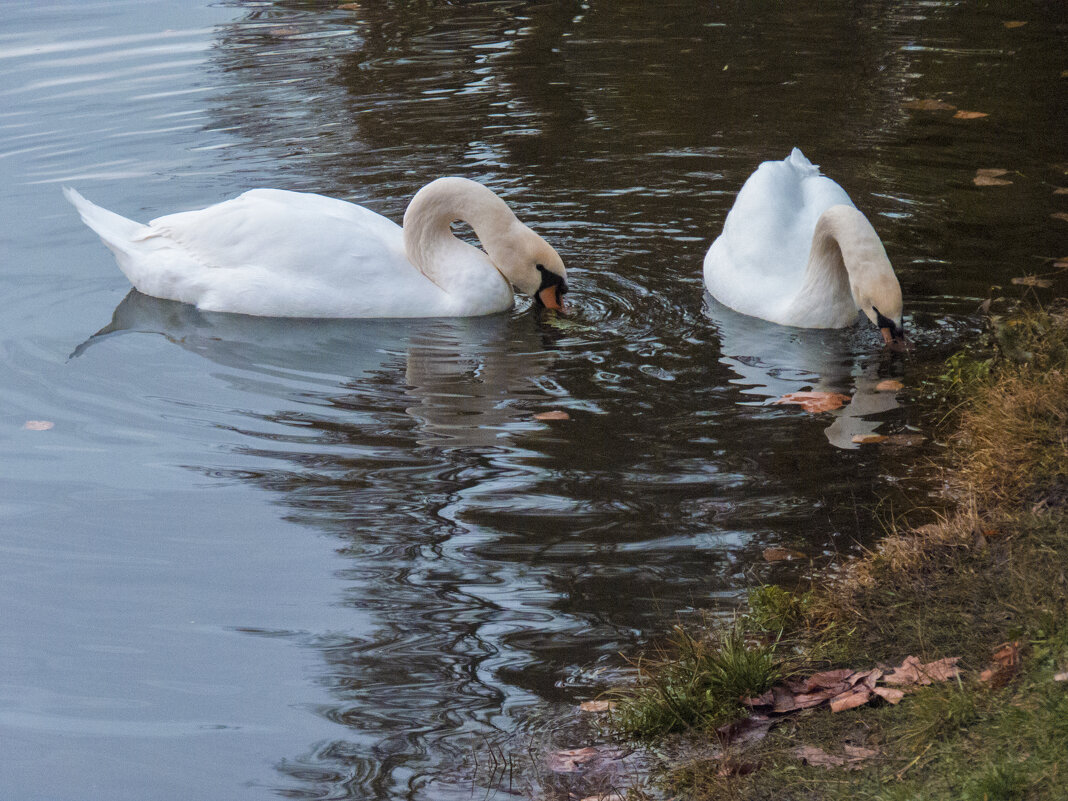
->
[772, 391, 849, 413]
[903, 98, 957, 111]
[23, 420, 54, 431]
[534, 410, 570, 421]
[762, 546, 805, 562]
[876, 379, 904, 392]
[884, 655, 961, 687]
[852, 434, 888, 445]
[1012, 276, 1054, 288]
[579, 700, 615, 713]
[974, 171, 1013, 186]
[1003, 20, 1028, 28]
[954, 110, 989, 120]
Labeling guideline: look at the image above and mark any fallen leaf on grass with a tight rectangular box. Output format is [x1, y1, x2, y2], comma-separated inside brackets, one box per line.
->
[534, 410, 570, 421]
[772, 391, 850, 413]
[954, 110, 989, 120]
[883, 655, 961, 686]
[793, 744, 878, 769]
[23, 420, 54, 431]
[903, 99, 956, 111]
[762, 546, 805, 562]
[1012, 276, 1054, 288]
[873, 686, 906, 704]
[830, 688, 872, 713]
[876, 379, 904, 392]
[579, 700, 616, 713]
[979, 641, 1022, 687]
[852, 434, 888, 445]
[1003, 20, 1028, 28]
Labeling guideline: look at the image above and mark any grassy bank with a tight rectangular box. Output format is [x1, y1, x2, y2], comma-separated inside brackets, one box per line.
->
[608, 301, 1068, 801]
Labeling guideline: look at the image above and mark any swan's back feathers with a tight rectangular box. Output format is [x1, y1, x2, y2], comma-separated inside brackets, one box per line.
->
[703, 149, 855, 324]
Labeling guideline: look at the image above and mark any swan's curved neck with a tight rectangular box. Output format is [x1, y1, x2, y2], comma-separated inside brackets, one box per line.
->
[402, 178, 519, 284]
[789, 204, 894, 327]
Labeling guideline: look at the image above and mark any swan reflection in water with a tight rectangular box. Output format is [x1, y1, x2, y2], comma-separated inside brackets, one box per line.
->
[703, 294, 904, 450]
[74, 289, 559, 449]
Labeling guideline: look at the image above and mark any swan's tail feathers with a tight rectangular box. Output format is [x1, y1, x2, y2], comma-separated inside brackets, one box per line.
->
[63, 187, 145, 245]
[787, 148, 821, 176]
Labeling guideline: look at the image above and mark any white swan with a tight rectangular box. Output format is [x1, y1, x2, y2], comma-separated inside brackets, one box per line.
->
[703, 149, 906, 347]
[64, 177, 568, 318]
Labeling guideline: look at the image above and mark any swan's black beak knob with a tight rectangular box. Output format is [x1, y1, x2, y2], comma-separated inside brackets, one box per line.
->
[535, 265, 568, 311]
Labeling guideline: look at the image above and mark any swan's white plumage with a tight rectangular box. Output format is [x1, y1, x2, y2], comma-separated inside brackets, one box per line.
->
[703, 149, 902, 333]
[65, 178, 563, 318]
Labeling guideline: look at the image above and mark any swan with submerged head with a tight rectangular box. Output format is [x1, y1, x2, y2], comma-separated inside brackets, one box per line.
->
[64, 177, 568, 318]
[703, 149, 906, 349]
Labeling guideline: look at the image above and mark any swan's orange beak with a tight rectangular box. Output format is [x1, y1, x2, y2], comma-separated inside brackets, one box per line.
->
[538, 284, 565, 311]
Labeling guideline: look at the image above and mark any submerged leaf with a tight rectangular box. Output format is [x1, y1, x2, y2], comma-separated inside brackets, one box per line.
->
[534, 410, 570, 421]
[772, 391, 850, 413]
[904, 98, 956, 111]
[1012, 276, 1054, 288]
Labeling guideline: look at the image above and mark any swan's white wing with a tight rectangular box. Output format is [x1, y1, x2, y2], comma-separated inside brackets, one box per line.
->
[136, 189, 455, 317]
[704, 150, 854, 321]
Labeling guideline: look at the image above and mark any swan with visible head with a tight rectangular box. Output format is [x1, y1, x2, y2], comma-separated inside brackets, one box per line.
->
[703, 149, 906, 349]
[64, 177, 568, 318]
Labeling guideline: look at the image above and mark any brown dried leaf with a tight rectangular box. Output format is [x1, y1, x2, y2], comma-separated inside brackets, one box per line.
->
[954, 110, 989, 120]
[23, 420, 54, 431]
[534, 410, 570, 421]
[579, 700, 616, 713]
[762, 546, 805, 562]
[793, 745, 845, 767]
[772, 391, 850, 413]
[1003, 20, 1028, 28]
[830, 688, 872, 713]
[873, 686, 906, 704]
[742, 689, 775, 708]
[904, 99, 957, 111]
[1012, 276, 1054, 288]
[974, 175, 1013, 186]
[852, 434, 888, 445]
[876, 379, 904, 392]
[803, 669, 855, 690]
[884, 655, 961, 686]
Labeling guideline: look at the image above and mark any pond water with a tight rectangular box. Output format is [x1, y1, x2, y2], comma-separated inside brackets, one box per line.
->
[1, 0, 1065, 798]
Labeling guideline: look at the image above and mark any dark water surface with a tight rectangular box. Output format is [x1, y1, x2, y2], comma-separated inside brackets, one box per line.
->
[2, 0, 1065, 798]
